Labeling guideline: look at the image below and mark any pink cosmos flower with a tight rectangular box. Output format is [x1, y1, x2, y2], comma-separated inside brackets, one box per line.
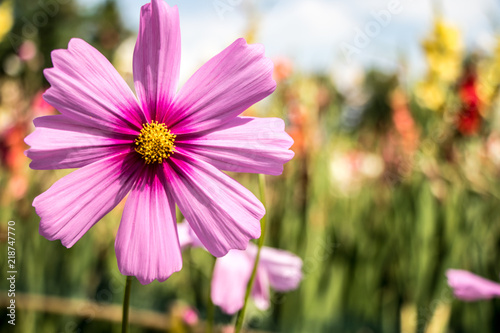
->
[25, 0, 294, 284]
[178, 222, 303, 314]
[446, 269, 500, 301]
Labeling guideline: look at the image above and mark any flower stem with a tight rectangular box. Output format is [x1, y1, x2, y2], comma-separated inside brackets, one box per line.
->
[121, 275, 133, 333]
[234, 174, 267, 333]
[207, 256, 216, 333]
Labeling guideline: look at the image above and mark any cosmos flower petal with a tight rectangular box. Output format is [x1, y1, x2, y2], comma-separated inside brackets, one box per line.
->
[259, 246, 303, 291]
[34, 154, 141, 248]
[177, 117, 294, 175]
[211, 250, 253, 315]
[43, 38, 145, 134]
[446, 269, 500, 301]
[115, 169, 182, 285]
[134, 0, 180, 121]
[165, 151, 263, 257]
[251, 267, 271, 311]
[168, 38, 276, 134]
[25, 115, 135, 170]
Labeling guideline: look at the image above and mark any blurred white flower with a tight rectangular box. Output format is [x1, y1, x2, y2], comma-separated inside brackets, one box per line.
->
[330, 151, 384, 194]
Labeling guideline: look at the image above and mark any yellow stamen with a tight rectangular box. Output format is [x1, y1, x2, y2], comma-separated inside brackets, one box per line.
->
[135, 121, 176, 164]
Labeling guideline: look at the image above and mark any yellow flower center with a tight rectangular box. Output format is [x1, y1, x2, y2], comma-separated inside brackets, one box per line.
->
[135, 121, 176, 164]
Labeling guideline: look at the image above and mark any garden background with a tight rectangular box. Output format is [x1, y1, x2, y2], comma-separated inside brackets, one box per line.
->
[2, 0, 500, 332]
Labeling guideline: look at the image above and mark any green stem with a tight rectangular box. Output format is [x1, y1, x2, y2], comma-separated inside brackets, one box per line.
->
[207, 256, 217, 333]
[234, 174, 267, 333]
[121, 275, 133, 333]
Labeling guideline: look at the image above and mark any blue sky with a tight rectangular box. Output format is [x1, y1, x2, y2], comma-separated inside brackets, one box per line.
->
[78, 0, 500, 85]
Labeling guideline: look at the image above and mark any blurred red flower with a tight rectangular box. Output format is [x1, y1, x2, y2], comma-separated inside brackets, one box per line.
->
[457, 65, 481, 136]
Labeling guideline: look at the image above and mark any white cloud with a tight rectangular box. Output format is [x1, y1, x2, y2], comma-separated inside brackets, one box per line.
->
[441, 0, 499, 50]
[178, 10, 245, 84]
[260, 0, 354, 72]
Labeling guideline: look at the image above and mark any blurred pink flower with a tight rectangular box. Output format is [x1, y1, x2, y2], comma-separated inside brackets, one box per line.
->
[8, 174, 28, 200]
[221, 326, 235, 333]
[446, 269, 500, 301]
[390, 88, 419, 159]
[177, 221, 204, 250]
[0, 122, 29, 201]
[25, 0, 293, 284]
[182, 307, 199, 326]
[18, 40, 37, 62]
[272, 56, 293, 82]
[31, 89, 55, 116]
[1, 122, 27, 172]
[179, 222, 303, 314]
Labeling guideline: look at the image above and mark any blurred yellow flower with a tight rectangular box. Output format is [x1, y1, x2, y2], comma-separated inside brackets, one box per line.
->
[415, 80, 446, 111]
[426, 51, 462, 83]
[422, 19, 463, 83]
[0, 1, 13, 43]
[429, 20, 462, 52]
[416, 18, 463, 111]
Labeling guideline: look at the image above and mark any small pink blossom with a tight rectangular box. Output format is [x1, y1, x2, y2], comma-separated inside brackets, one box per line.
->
[446, 269, 500, 301]
[178, 222, 303, 314]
